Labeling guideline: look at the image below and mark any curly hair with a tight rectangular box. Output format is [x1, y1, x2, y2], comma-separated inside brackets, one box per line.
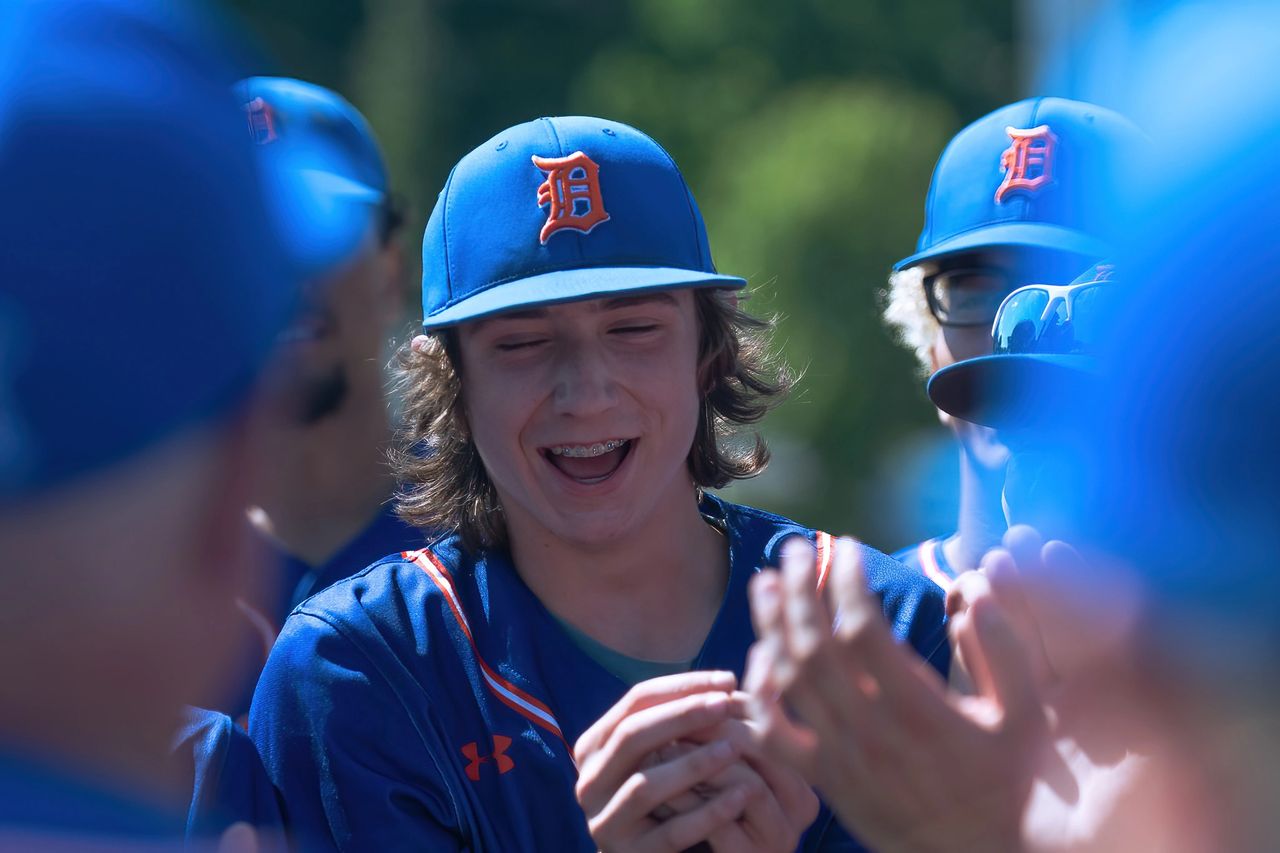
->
[390, 288, 793, 553]
[880, 265, 937, 377]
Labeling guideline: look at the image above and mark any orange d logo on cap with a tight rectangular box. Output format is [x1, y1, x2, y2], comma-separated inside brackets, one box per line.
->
[995, 124, 1058, 203]
[533, 151, 610, 244]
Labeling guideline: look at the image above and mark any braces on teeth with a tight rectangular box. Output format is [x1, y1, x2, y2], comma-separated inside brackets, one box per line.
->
[550, 439, 627, 458]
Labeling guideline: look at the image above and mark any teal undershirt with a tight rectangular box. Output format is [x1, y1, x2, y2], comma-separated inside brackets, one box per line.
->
[552, 615, 696, 686]
[549, 508, 725, 685]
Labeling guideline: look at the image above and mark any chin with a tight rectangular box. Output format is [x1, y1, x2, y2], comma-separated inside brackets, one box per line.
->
[547, 507, 641, 550]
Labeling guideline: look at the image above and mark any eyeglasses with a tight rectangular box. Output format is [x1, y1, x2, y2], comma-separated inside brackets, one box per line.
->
[923, 267, 1018, 327]
[991, 280, 1116, 356]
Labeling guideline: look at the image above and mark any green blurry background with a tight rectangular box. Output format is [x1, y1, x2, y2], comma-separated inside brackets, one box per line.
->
[229, 0, 1019, 551]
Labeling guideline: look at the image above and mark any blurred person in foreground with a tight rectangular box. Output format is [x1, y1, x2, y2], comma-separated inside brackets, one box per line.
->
[883, 98, 1142, 590]
[174, 77, 417, 842]
[742, 263, 1127, 851]
[250, 115, 948, 851]
[0, 0, 346, 844]
[741, 16, 1280, 846]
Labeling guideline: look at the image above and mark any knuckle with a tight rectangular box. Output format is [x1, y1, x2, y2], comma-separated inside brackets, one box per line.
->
[834, 610, 877, 651]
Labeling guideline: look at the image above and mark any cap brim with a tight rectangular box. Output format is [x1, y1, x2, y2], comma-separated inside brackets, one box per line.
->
[927, 353, 1101, 429]
[422, 266, 746, 328]
[894, 222, 1109, 270]
[298, 169, 384, 203]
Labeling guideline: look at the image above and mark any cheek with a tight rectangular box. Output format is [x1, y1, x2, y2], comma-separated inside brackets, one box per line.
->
[461, 372, 532, 477]
[940, 326, 993, 364]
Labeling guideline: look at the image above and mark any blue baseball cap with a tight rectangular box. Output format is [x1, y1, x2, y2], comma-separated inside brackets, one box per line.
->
[0, 0, 314, 500]
[895, 98, 1145, 271]
[237, 77, 390, 274]
[420, 116, 743, 329]
[926, 263, 1116, 428]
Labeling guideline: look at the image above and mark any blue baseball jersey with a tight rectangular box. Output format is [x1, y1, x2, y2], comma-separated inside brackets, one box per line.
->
[892, 535, 961, 592]
[251, 495, 950, 851]
[228, 504, 427, 722]
[173, 708, 285, 843]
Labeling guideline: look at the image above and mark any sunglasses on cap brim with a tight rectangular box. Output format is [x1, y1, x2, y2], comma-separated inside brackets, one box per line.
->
[991, 279, 1118, 357]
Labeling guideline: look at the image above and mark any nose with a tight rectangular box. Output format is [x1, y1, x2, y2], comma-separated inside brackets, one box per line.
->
[551, 338, 617, 418]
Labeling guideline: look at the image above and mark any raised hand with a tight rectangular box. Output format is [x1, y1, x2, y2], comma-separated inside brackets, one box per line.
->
[745, 536, 1046, 852]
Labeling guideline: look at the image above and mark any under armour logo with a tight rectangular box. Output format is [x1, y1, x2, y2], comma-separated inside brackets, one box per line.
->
[995, 125, 1058, 203]
[245, 97, 278, 145]
[461, 735, 515, 782]
[533, 151, 610, 244]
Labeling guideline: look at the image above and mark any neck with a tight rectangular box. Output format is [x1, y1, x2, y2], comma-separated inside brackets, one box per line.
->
[250, 386, 395, 566]
[507, 486, 729, 663]
[948, 444, 1008, 573]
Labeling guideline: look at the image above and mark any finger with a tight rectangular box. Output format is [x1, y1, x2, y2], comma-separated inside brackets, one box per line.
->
[829, 539, 952, 734]
[587, 738, 742, 839]
[981, 547, 1055, 687]
[774, 573, 852, 741]
[945, 566, 993, 620]
[575, 670, 737, 761]
[734, 741, 820, 832]
[648, 742, 712, 819]
[954, 594, 1043, 732]
[216, 823, 260, 853]
[777, 539, 837, 692]
[712, 771, 792, 851]
[1002, 525, 1044, 574]
[745, 571, 784, 698]
[647, 783, 758, 852]
[577, 692, 737, 812]
[754, 697, 821, 781]
[741, 638, 777, 700]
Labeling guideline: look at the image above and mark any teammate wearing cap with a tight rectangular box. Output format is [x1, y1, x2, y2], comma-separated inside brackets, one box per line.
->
[927, 262, 1119, 536]
[0, 0, 312, 843]
[251, 115, 948, 851]
[232, 76, 422, 719]
[882, 97, 1142, 590]
[741, 263, 1124, 851]
[175, 76, 425, 841]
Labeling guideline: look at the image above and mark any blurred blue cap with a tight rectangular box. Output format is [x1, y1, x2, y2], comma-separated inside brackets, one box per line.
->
[420, 116, 743, 329]
[895, 98, 1145, 270]
[927, 263, 1114, 428]
[0, 0, 309, 500]
[238, 76, 387, 232]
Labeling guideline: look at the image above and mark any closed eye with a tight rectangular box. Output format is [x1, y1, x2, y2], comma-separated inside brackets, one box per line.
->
[495, 338, 548, 352]
[611, 323, 660, 336]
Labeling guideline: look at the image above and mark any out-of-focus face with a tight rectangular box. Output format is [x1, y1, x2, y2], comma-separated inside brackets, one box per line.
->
[920, 248, 1092, 373]
[269, 228, 402, 425]
[456, 289, 703, 549]
[917, 248, 1090, 469]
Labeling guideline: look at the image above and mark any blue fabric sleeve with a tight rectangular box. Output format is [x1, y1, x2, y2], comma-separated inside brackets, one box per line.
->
[174, 707, 284, 842]
[249, 612, 464, 852]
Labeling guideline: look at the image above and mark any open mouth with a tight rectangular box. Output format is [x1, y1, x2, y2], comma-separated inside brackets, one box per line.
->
[542, 438, 635, 485]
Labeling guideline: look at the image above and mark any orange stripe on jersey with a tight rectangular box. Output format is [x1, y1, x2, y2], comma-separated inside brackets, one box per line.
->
[236, 598, 279, 662]
[405, 550, 572, 752]
[918, 540, 953, 592]
[814, 531, 835, 593]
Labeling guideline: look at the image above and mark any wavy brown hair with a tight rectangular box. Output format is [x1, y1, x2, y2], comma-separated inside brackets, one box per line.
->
[390, 288, 793, 553]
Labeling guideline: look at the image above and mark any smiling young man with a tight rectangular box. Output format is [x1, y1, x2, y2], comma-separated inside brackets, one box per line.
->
[250, 116, 948, 852]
